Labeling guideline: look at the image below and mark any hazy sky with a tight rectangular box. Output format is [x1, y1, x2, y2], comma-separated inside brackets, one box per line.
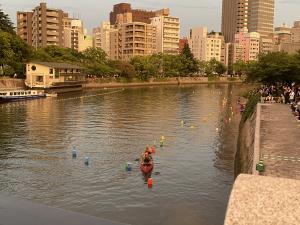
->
[1, 0, 300, 36]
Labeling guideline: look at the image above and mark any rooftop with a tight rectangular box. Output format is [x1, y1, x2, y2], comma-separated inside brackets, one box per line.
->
[30, 62, 84, 69]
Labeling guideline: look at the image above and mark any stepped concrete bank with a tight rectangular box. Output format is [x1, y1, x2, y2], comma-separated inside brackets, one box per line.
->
[0, 194, 127, 225]
[0, 78, 25, 90]
[226, 103, 300, 224]
[0, 77, 243, 91]
[83, 77, 242, 88]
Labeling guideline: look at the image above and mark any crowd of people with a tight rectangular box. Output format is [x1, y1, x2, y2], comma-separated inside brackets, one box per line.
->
[259, 83, 300, 122]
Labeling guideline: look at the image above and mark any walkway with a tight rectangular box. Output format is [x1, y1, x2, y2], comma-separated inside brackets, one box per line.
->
[259, 104, 300, 179]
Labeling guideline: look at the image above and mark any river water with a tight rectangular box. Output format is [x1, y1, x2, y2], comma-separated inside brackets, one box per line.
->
[0, 84, 243, 225]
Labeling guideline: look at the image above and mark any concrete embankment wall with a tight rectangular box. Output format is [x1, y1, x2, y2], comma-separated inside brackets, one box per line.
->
[84, 77, 242, 88]
[234, 107, 258, 177]
[0, 78, 25, 90]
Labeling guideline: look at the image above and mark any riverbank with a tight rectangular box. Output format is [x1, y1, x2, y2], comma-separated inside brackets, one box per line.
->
[0, 78, 25, 90]
[235, 103, 300, 179]
[83, 77, 243, 89]
[0, 77, 243, 91]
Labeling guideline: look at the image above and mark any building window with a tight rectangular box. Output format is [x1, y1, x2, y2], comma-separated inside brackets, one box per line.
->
[49, 68, 53, 74]
[31, 65, 36, 71]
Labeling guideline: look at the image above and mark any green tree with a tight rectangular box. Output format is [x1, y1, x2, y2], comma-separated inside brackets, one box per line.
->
[245, 52, 300, 84]
[111, 60, 136, 79]
[82, 47, 107, 64]
[205, 58, 226, 76]
[180, 44, 199, 75]
[0, 8, 15, 34]
[233, 60, 247, 76]
[131, 56, 158, 81]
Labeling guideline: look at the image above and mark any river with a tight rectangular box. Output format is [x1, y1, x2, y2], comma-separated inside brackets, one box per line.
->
[0, 84, 244, 225]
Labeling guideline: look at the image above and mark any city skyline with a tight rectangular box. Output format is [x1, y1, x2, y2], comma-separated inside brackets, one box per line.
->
[1, 0, 300, 36]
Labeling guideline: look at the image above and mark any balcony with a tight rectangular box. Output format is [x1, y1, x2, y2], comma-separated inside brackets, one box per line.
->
[134, 25, 145, 31]
[134, 32, 145, 37]
[47, 37, 59, 42]
[47, 30, 58, 36]
[47, 24, 59, 30]
[46, 11, 59, 17]
[164, 23, 180, 29]
[47, 18, 59, 24]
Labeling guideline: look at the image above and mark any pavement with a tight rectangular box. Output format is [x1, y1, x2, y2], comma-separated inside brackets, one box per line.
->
[259, 103, 300, 179]
[224, 174, 300, 225]
[0, 194, 127, 225]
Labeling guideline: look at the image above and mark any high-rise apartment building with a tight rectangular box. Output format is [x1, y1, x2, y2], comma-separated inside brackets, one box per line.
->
[248, 0, 275, 38]
[221, 0, 248, 43]
[64, 19, 83, 50]
[291, 21, 300, 43]
[17, 2, 67, 48]
[235, 28, 260, 62]
[109, 22, 157, 61]
[221, 0, 274, 43]
[188, 27, 223, 62]
[110, 3, 157, 25]
[188, 27, 207, 61]
[17, 12, 33, 44]
[151, 9, 180, 54]
[93, 22, 112, 56]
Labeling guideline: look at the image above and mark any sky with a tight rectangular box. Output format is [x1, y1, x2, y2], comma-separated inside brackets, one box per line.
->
[1, 0, 300, 37]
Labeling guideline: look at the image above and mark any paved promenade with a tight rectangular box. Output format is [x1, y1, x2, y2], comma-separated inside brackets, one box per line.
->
[259, 104, 300, 179]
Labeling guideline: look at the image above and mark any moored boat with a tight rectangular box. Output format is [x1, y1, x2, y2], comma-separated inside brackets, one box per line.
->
[46, 92, 58, 97]
[0, 90, 46, 103]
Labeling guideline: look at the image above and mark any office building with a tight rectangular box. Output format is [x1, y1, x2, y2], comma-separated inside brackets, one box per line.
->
[221, 0, 275, 42]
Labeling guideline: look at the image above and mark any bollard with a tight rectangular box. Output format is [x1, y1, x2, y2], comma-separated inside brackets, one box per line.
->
[72, 146, 77, 158]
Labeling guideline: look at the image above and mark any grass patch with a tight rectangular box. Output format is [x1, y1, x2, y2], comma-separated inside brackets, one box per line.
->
[241, 93, 261, 122]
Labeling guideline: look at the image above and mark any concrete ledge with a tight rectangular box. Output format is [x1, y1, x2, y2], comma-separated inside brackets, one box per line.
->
[0, 195, 127, 225]
[224, 174, 300, 225]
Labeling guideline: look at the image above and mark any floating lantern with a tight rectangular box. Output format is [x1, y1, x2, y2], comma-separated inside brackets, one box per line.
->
[147, 178, 153, 188]
[84, 156, 90, 166]
[72, 146, 77, 158]
[125, 162, 133, 171]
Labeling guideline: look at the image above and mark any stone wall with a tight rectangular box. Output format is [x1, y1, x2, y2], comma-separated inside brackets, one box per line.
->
[234, 107, 257, 177]
[0, 78, 26, 90]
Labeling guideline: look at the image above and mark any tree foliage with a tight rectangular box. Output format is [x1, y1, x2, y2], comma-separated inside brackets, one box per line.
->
[0, 8, 15, 34]
[205, 58, 226, 76]
[233, 60, 248, 75]
[245, 51, 300, 84]
[180, 44, 199, 75]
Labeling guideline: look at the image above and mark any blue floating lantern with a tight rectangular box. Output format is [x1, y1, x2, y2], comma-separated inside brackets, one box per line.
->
[84, 156, 90, 166]
[126, 162, 133, 171]
[72, 146, 77, 158]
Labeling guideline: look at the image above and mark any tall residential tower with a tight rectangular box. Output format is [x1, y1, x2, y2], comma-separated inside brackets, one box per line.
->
[221, 0, 274, 43]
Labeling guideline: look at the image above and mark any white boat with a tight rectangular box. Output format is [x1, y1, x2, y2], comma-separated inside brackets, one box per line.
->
[46, 93, 58, 97]
[0, 90, 46, 103]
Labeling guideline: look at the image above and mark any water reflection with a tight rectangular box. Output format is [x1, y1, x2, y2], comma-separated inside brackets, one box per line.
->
[0, 84, 246, 225]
